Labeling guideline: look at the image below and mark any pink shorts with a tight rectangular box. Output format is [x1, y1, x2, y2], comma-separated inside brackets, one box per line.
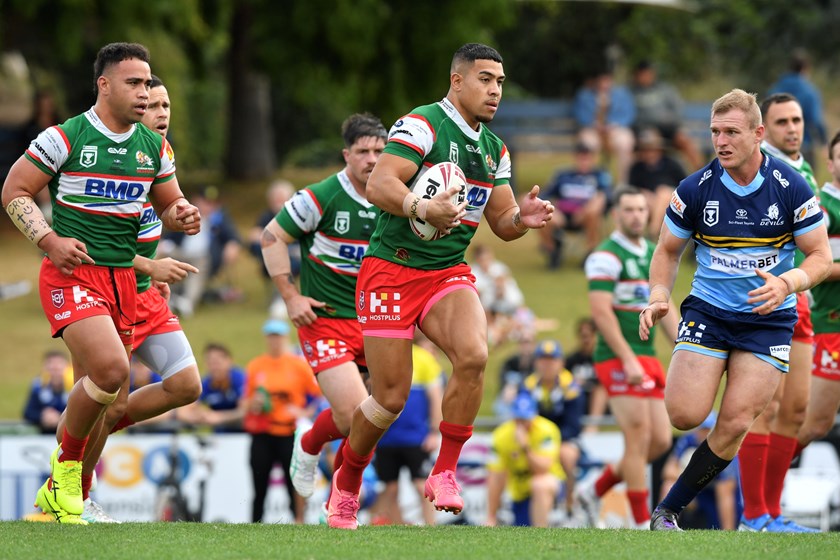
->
[297, 316, 366, 374]
[813, 333, 840, 381]
[792, 291, 814, 343]
[356, 257, 476, 339]
[39, 258, 137, 346]
[594, 356, 666, 399]
[133, 287, 181, 349]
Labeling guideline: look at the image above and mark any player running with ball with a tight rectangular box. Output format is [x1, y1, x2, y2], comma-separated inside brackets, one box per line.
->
[325, 43, 553, 529]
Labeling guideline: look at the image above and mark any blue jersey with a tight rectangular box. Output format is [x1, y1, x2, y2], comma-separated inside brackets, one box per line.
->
[665, 155, 823, 312]
[200, 367, 247, 411]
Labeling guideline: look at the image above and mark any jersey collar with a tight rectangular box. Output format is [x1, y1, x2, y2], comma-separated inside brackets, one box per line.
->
[85, 107, 136, 143]
[761, 140, 805, 171]
[337, 169, 374, 208]
[438, 98, 482, 142]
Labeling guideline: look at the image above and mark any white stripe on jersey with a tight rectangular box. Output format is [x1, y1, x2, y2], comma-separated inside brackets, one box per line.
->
[309, 231, 366, 276]
[285, 189, 323, 233]
[387, 115, 435, 157]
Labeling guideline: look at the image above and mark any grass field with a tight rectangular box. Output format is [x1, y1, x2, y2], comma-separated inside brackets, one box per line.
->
[0, 153, 695, 422]
[0, 522, 837, 559]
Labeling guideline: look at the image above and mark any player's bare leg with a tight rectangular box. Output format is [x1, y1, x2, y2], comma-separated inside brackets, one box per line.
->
[43, 316, 128, 518]
[798, 376, 840, 446]
[331, 337, 411, 529]
[420, 288, 487, 513]
[292, 362, 368, 498]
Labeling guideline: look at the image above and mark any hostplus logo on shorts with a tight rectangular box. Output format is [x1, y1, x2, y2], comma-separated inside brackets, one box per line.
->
[368, 291, 401, 321]
[73, 285, 100, 310]
[316, 339, 347, 363]
[677, 321, 706, 344]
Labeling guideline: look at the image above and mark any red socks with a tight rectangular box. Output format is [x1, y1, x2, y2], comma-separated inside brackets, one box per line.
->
[595, 464, 622, 498]
[627, 489, 650, 524]
[59, 427, 88, 462]
[432, 421, 472, 475]
[82, 473, 94, 501]
[739, 432, 770, 519]
[765, 432, 797, 518]
[109, 413, 136, 434]
[302, 409, 343, 455]
[335, 442, 374, 495]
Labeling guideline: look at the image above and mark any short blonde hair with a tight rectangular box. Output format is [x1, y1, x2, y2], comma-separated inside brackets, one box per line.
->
[711, 89, 762, 130]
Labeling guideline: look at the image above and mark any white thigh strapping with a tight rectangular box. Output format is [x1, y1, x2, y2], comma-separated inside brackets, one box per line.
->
[134, 330, 196, 380]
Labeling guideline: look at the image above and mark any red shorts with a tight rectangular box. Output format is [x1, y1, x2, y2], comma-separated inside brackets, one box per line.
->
[38, 258, 137, 346]
[812, 333, 840, 381]
[133, 287, 182, 349]
[594, 356, 666, 399]
[297, 316, 365, 375]
[356, 257, 476, 339]
[792, 291, 814, 343]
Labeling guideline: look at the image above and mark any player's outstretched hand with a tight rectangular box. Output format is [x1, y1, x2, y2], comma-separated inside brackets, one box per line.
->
[747, 269, 789, 315]
[149, 257, 199, 284]
[639, 301, 669, 341]
[519, 185, 554, 229]
[42, 234, 95, 275]
[426, 184, 467, 234]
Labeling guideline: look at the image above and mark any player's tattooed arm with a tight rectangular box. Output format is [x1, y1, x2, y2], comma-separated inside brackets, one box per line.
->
[4, 196, 53, 246]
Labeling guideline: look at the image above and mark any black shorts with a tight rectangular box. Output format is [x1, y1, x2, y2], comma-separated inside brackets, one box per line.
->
[373, 445, 433, 482]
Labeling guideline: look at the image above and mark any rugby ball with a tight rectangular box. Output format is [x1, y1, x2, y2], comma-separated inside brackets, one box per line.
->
[408, 161, 467, 241]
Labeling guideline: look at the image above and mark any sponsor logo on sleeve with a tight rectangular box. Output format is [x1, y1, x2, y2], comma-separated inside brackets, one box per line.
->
[669, 191, 686, 218]
[794, 197, 820, 223]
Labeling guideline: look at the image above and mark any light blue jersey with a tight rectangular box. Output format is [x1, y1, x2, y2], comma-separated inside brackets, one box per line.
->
[665, 155, 822, 312]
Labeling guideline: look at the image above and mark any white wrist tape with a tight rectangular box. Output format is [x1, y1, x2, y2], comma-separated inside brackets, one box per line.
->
[5, 195, 53, 246]
[780, 268, 810, 294]
[402, 193, 428, 220]
[649, 284, 671, 304]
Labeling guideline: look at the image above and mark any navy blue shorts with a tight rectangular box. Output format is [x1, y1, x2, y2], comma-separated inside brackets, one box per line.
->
[674, 295, 797, 372]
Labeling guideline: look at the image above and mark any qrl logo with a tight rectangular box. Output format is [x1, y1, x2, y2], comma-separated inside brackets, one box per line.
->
[84, 179, 145, 201]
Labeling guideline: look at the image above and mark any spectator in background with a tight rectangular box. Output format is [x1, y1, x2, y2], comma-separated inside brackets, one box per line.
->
[628, 128, 687, 238]
[522, 340, 585, 518]
[582, 187, 677, 529]
[486, 392, 564, 527]
[244, 319, 321, 524]
[248, 179, 301, 316]
[768, 49, 827, 165]
[177, 342, 247, 432]
[540, 142, 611, 268]
[565, 317, 607, 432]
[23, 350, 72, 434]
[661, 411, 741, 530]
[573, 69, 636, 186]
[630, 60, 703, 171]
[471, 244, 527, 346]
[494, 333, 537, 419]
[372, 337, 443, 526]
[161, 185, 242, 317]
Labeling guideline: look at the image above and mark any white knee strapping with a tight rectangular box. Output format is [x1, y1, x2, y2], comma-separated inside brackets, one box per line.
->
[82, 376, 120, 405]
[359, 395, 401, 430]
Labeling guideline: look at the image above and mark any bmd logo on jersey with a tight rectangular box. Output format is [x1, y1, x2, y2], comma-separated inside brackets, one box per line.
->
[80, 145, 98, 168]
[703, 201, 719, 226]
[334, 211, 350, 234]
[85, 179, 145, 201]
